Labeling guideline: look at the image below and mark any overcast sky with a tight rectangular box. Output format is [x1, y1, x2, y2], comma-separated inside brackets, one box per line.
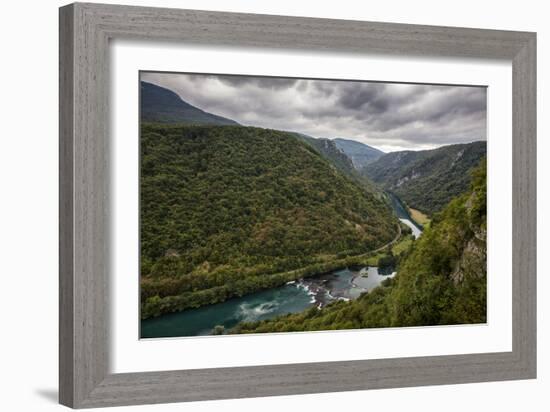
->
[141, 72, 487, 152]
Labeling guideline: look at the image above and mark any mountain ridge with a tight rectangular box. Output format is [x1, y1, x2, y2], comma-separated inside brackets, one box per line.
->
[292, 133, 380, 194]
[140, 81, 239, 125]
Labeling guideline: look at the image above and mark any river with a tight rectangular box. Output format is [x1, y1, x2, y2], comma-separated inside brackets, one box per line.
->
[141, 266, 395, 338]
[387, 192, 423, 239]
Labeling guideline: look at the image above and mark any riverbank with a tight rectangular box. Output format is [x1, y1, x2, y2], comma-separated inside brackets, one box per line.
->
[400, 218, 422, 239]
[351, 266, 396, 290]
[408, 207, 431, 227]
[141, 265, 397, 338]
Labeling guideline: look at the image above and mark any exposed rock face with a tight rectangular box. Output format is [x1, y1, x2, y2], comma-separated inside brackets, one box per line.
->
[164, 249, 180, 258]
[450, 231, 486, 284]
[451, 191, 487, 284]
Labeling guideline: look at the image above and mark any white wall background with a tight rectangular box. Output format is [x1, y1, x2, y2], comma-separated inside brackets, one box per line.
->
[0, 0, 546, 411]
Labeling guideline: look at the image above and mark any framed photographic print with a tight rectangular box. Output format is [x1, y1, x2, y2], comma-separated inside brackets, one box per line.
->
[137, 71, 488, 339]
[59, 2, 536, 408]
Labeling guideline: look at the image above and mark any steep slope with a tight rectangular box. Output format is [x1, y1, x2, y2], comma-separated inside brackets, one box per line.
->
[141, 124, 399, 318]
[140, 81, 238, 125]
[293, 133, 379, 194]
[294, 134, 356, 178]
[333, 138, 385, 169]
[363, 141, 486, 215]
[234, 160, 487, 333]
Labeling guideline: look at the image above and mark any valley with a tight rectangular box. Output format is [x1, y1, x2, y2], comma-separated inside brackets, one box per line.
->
[140, 123, 399, 320]
[363, 141, 486, 215]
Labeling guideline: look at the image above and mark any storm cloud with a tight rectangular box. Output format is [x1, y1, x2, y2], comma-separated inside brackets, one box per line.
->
[141, 72, 486, 152]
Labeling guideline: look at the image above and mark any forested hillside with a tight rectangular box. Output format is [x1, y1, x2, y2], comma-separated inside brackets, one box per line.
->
[363, 141, 486, 215]
[140, 124, 399, 318]
[140, 81, 238, 125]
[235, 159, 487, 333]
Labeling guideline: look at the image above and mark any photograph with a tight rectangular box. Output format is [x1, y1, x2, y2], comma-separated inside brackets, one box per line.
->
[139, 71, 487, 338]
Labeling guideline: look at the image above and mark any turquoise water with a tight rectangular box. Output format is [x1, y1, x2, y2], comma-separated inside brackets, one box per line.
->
[387, 192, 423, 238]
[388, 192, 412, 220]
[141, 282, 313, 338]
[141, 266, 394, 338]
[352, 267, 396, 291]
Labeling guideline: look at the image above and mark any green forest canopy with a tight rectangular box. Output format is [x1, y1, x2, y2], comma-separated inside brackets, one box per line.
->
[140, 124, 399, 318]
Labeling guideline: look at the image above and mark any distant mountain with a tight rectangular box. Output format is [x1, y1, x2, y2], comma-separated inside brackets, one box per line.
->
[333, 138, 385, 170]
[292, 133, 379, 193]
[363, 141, 486, 215]
[140, 81, 238, 125]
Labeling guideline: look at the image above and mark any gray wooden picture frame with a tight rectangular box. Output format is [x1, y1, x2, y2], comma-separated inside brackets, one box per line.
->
[59, 2, 537, 409]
